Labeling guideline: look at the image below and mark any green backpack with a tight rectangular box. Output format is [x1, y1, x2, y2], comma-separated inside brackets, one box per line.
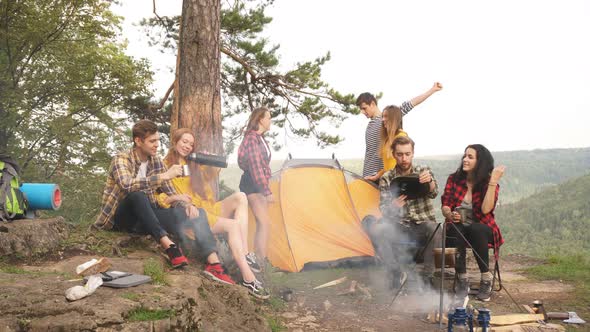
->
[0, 155, 28, 221]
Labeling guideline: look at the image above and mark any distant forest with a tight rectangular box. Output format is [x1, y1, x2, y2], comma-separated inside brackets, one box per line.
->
[222, 147, 590, 204]
[497, 173, 590, 257]
[219, 147, 590, 258]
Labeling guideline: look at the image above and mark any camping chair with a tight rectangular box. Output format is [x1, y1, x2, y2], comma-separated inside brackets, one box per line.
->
[446, 223, 503, 293]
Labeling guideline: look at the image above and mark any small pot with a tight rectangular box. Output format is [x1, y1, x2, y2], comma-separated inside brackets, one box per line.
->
[433, 247, 457, 268]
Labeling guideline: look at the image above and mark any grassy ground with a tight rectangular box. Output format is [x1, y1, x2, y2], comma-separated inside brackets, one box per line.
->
[524, 254, 590, 320]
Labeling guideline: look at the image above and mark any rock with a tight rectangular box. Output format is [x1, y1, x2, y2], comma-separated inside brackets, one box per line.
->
[282, 312, 299, 319]
[323, 300, 332, 311]
[296, 315, 317, 324]
[0, 254, 270, 331]
[0, 217, 68, 258]
[0, 318, 19, 332]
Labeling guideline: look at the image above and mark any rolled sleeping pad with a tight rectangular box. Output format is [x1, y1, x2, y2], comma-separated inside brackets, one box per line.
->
[20, 183, 62, 210]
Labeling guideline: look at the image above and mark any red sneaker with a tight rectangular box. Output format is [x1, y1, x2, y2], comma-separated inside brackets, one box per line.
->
[165, 244, 188, 269]
[202, 263, 235, 285]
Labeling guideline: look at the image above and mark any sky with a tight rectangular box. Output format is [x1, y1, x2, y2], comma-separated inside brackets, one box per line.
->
[113, 0, 590, 160]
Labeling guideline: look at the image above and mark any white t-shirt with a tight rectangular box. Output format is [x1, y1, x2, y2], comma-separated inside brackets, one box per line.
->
[136, 161, 148, 179]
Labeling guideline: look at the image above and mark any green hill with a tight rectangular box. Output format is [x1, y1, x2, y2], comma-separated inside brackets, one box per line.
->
[220, 147, 590, 205]
[496, 173, 590, 257]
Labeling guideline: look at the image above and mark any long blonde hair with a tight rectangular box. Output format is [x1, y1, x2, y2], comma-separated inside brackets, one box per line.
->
[164, 128, 215, 200]
[380, 105, 404, 159]
[245, 107, 270, 132]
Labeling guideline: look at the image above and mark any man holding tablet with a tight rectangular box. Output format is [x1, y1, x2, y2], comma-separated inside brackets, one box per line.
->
[367, 135, 440, 289]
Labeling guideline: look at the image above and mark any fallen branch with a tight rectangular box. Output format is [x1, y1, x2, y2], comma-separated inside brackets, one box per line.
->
[313, 276, 347, 290]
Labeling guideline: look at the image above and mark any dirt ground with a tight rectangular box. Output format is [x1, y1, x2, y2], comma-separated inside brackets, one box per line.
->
[266, 254, 588, 332]
[1, 237, 588, 331]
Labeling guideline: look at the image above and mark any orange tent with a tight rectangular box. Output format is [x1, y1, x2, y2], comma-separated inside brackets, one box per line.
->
[247, 158, 382, 272]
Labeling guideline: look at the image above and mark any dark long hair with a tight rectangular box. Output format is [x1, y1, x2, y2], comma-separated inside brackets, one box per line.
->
[452, 144, 495, 194]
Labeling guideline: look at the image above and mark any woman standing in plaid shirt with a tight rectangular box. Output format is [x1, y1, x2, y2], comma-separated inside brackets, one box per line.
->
[441, 144, 506, 302]
[238, 107, 273, 265]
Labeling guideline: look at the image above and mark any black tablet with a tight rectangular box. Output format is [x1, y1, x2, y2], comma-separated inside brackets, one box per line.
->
[389, 174, 430, 200]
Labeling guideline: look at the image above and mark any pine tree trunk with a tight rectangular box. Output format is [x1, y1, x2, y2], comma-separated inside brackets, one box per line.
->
[175, 0, 222, 155]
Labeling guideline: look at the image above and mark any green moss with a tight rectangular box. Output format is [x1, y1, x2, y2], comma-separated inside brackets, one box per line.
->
[120, 292, 141, 301]
[266, 315, 285, 332]
[143, 258, 168, 286]
[127, 307, 175, 322]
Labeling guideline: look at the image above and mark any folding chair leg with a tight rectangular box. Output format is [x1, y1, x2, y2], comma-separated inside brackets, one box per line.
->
[492, 259, 503, 292]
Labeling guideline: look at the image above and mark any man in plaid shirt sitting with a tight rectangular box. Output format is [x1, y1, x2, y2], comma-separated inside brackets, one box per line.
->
[365, 135, 441, 289]
[94, 120, 235, 284]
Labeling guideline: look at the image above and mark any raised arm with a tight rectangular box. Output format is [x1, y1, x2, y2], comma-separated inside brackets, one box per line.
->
[482, 165, 505, 214]
[408, 82, 443, 108]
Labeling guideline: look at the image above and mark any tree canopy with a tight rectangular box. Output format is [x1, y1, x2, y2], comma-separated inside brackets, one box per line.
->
[0, 0, 152, 177]
[142, 0, 358, 152]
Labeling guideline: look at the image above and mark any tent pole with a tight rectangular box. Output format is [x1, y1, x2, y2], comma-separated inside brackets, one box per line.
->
[439, 222, 446, 329]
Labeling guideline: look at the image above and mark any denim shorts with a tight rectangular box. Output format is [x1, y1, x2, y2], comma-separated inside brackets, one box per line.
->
[239, 171, 263, 195]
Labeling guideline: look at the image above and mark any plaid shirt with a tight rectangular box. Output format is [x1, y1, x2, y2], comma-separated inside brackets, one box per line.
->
[95, 148, 177, 230]
[441, 174, 504, 253]
[238, 130, 272, 196]
[379, 164, 438, 226]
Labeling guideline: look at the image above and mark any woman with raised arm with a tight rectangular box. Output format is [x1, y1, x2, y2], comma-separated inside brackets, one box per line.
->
[441, 144, 505, 302]
[364, 105, 408, 182]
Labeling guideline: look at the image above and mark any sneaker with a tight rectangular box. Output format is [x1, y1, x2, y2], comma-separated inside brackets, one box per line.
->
[455, 278, 470, 299]
[476, 280, 492, 302]
[245, 252, 262, 273]
[165, 244, 189, 269]
[203, 263, 235, 285]
[241, 279, 270, 299]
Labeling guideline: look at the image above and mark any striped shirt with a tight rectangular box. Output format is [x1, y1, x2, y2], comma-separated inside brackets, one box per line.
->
[379, 164, 438, 226]
[362, 100, 415, 177]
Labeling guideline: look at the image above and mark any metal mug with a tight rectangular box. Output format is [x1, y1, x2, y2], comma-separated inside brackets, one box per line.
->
[182, 164, 191, 177]
[454, 207, 467, 223]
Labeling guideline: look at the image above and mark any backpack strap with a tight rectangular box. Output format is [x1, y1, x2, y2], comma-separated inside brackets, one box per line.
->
[0, 163, 18, 221]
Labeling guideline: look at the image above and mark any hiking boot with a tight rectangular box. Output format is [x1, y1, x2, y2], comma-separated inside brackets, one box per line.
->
[203, 263, 235, 285]
[245, 252, 262, 273]
[477, 280, 492, 302]
[455, 277, 470, 299]
[165, 244, 188, 269]
[241, 279, 270, 299]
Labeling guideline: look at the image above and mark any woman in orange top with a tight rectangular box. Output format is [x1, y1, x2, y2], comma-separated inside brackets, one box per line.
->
[364, 105, 408, 182]
[158, 129, 268, 298]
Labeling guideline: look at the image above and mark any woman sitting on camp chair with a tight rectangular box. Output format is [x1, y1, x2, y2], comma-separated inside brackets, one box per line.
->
[157, 128, 268, 299]
[441, 144, 505, 302]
